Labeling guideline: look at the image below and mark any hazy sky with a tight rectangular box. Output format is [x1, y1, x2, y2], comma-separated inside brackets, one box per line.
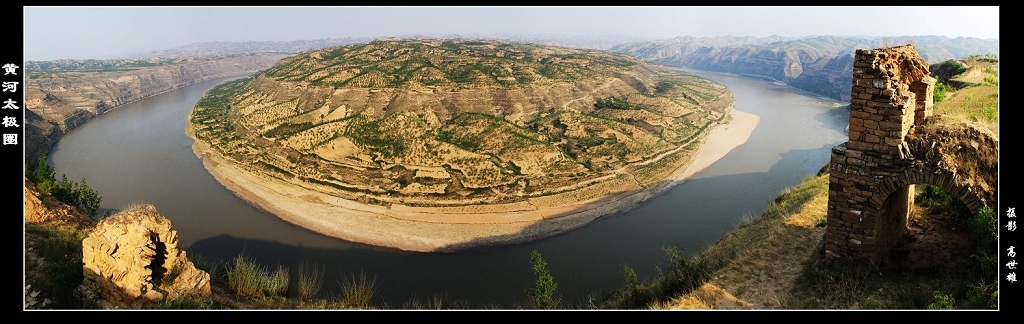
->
[23, 6, 1001, 61]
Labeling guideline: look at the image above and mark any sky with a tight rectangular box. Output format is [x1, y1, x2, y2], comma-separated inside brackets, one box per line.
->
[23, 6, 1001, 61]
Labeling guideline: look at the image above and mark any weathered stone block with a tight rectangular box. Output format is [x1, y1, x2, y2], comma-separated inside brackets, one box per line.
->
[864, 134, 880, 143]
[77, 205, 211, 309]
[884, 137, 904, 146]
[863, 120, 879, 130]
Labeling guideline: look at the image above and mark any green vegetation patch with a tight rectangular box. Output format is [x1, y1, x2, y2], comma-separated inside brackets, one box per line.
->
[595, 95, 647, 110]
[438, 112, 547, 153]
[343, 114, 429, 159]
[264, 122, 313, 138]
[27, 156, 102, 217]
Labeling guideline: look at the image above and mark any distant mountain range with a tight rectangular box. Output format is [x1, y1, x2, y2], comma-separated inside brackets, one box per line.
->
[609, 35, 998, 101]
[123, 34, 659, 59]
[58, 34, 998, 104]
[123, 38, 376, 59]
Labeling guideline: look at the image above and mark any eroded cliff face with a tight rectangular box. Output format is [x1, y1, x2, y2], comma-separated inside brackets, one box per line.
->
[23, 177, 95, 227]
[78, 204, 211, 309]
[637, 44, 856, 101]
[789, 54, 856, 102]
[611, 35, 998, 102]
[24, 53, 288, 162]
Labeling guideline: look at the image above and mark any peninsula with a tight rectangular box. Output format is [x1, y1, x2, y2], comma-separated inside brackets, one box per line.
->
[185, 39, 758, 252]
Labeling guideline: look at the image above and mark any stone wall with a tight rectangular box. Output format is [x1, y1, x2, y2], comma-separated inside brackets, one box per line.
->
[825, 44, 934, 262]
[76, 204, 210, 309]
[824, 44, 998, 263]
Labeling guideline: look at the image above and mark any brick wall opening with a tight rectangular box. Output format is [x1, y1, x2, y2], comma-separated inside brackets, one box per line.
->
[873, 185, 914, 264]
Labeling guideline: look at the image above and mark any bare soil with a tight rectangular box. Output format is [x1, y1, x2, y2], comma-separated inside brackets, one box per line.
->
[890, 206, 979, 273]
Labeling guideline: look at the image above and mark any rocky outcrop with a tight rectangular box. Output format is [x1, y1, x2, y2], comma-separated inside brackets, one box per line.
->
[76, 204, 211, 309]
[23, 177, 95, 227]
[24, 53, 288, 163]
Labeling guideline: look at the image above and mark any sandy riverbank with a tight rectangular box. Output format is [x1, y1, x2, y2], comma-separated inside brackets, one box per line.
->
[189, 108, 760, 252]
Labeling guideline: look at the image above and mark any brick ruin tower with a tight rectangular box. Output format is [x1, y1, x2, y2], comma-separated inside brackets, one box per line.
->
[823, 44, 935, 262]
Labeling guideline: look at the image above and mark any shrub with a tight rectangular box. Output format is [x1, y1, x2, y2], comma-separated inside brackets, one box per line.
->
[265, 265, 290, 297]
[620, 263, 653, 308]
[28, 156, 56, 195]
[224, 255, 290, 299]
[293, 262, 324, 300]
[75, 178, 102, 216]
[525, 250, 558, 309]
[927, 291, 955, 309]
[225, 255, 267, 298]
[338, 272, 377, 308]
[659, 246, 712, 296]
[934, 82, 949, 103]
[622, 263, 640, 291]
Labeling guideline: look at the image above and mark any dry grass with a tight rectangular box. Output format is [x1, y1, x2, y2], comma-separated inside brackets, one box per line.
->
[598, 171, 830, 310]
[336, 272, 378, 309]
[674, 173, 830, 309]
[933, 61, 998, 137]
[652, 283, 752, 310]
[224, 255, 291, 299]
[293, 262, 324, 301]
[401, 293, 473, 309]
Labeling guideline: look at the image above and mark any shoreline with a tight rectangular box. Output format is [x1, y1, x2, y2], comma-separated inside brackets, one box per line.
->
[190, 108, 760, 252]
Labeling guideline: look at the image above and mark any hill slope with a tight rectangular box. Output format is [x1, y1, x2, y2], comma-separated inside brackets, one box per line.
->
[186, 38, 737, 251]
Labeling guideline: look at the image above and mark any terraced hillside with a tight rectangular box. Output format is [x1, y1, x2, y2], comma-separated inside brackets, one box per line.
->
[187, 38, 732, 211]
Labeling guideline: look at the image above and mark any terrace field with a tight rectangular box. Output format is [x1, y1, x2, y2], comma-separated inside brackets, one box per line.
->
[186, 39, 735, 242]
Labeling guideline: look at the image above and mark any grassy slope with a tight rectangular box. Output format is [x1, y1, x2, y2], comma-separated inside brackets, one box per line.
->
[645, 58, 999, 310]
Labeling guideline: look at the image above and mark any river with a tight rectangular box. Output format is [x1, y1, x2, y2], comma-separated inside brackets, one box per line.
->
[48, 67, 848, 308]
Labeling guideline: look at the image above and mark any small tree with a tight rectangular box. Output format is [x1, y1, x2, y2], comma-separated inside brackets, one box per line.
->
[29, 156, 57, 195]
[53, 174, 77, 205]
[525, 250, 558, 309]
[28, 156, 103, 216]
[622, 263, 640, 291]
[620, 262, 654, 308]
[77, 177, 102, 216]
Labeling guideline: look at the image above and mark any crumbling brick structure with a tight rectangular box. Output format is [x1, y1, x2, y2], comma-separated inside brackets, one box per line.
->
[825, 44, 964, 263]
